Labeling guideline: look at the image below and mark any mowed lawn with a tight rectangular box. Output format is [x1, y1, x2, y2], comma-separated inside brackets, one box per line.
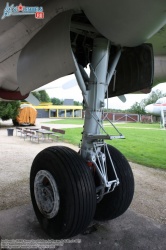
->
[46, 119, 166, 169]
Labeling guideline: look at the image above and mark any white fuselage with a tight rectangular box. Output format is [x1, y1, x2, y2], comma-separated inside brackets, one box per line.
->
[145, 97, 166, 116]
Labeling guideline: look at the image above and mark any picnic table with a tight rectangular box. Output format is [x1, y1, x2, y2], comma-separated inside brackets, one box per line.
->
[36, 129, 54, 141]
[16, 126, 65, 143]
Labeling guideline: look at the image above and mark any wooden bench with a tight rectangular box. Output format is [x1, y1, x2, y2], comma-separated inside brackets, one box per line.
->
[20, 128, 28, 139]
[41, 126, 50, 131]
[22, 129, 40, 143]
[52, 128, 65, 141]
[16, 127, 23, 136]
[27, 130, 40, 143]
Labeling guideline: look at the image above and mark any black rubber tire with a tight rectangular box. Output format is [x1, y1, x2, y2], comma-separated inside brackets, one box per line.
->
[30, 146, 96, 239]
[94, 145, 134, 221]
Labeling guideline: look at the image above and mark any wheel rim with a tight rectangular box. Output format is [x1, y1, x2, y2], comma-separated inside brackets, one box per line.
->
[34, 170, 60, 219]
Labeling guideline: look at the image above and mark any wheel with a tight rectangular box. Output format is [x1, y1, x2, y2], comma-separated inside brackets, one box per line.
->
[30, 146, 96, 239]
[94, 144, 134, 221]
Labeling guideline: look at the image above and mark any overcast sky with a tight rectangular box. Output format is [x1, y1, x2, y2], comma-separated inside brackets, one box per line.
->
[37, 75, 166, 110]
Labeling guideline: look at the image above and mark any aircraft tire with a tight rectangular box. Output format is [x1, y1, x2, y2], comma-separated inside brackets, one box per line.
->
[94, 144, 134, 221]
[30, 146, 96, 239]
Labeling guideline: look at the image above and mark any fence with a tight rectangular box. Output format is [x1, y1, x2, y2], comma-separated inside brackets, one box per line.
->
[82, 112, 158, 123]
[103, 113, 139, 122]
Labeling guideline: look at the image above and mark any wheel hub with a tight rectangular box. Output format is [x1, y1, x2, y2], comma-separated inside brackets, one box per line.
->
[34, 170, 60, 219]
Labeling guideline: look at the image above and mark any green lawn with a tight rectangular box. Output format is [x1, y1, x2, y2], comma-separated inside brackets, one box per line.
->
[106, 127, 166, 169]
[113, 122, 161, 129]
[46, 119, 165, 169]
[45, 118, 160, 129]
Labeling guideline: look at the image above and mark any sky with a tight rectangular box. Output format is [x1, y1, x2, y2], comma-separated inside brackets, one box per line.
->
[36, 75, 166, 110]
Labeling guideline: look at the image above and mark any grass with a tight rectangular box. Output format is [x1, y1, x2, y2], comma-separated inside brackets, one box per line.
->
[45, 119, 160, 129]
[46, 119, 166, 169]
[112, 122, 161, 129]
[64, 127, 83, 146]
[106, 127, 166, 169]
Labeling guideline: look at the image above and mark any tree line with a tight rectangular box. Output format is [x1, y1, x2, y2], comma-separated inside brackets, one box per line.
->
[32, 90, 82, 106]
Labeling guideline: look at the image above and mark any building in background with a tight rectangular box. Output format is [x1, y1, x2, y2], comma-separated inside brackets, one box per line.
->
[33, 100, 82, 118]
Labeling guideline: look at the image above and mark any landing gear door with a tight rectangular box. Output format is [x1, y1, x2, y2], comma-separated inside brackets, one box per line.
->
[18, 10, 76, 95]
[108, 44, 154, 97]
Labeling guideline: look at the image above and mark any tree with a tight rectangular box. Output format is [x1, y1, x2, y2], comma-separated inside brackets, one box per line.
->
[31, 91, 41, 101]
[0, 101, 20, 120]
[129, 90, 166, 114]
[39, 90, 51, 102]
[51, 97, 63, 105]
[129, 102, 146, 115]
[31, 90, 51, 102]
[74, 101, 82, 106]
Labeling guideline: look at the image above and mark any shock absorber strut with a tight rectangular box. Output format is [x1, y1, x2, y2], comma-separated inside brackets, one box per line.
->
[74, 37, 122, 199]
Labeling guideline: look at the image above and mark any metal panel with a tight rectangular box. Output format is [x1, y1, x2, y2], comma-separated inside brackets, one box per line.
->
[154, 56, 166, 84]
[79, 0, 166, 46]
[18, 10, 76, 95]
[107, 44, 154, 97]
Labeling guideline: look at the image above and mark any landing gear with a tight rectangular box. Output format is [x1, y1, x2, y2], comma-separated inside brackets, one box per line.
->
[94, 145, 134, 220]
[30, 146, 96, 239]
[74, 37, 134, 221]
[30, 36, 134, 239]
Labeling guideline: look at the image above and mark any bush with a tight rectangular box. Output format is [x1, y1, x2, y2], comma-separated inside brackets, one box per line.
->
[0, 101, 20, 121]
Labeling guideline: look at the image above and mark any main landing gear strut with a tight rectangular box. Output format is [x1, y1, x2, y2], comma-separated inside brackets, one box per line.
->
[30, 37, 134, 239]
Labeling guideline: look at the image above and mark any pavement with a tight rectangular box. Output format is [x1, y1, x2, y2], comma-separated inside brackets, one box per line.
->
[0, 204, 166, 250]
[0, 118, 166, 249]
[0, 118, 83, 129]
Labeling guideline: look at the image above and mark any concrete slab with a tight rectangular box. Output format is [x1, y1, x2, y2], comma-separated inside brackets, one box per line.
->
[0, 204, 165, 250]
